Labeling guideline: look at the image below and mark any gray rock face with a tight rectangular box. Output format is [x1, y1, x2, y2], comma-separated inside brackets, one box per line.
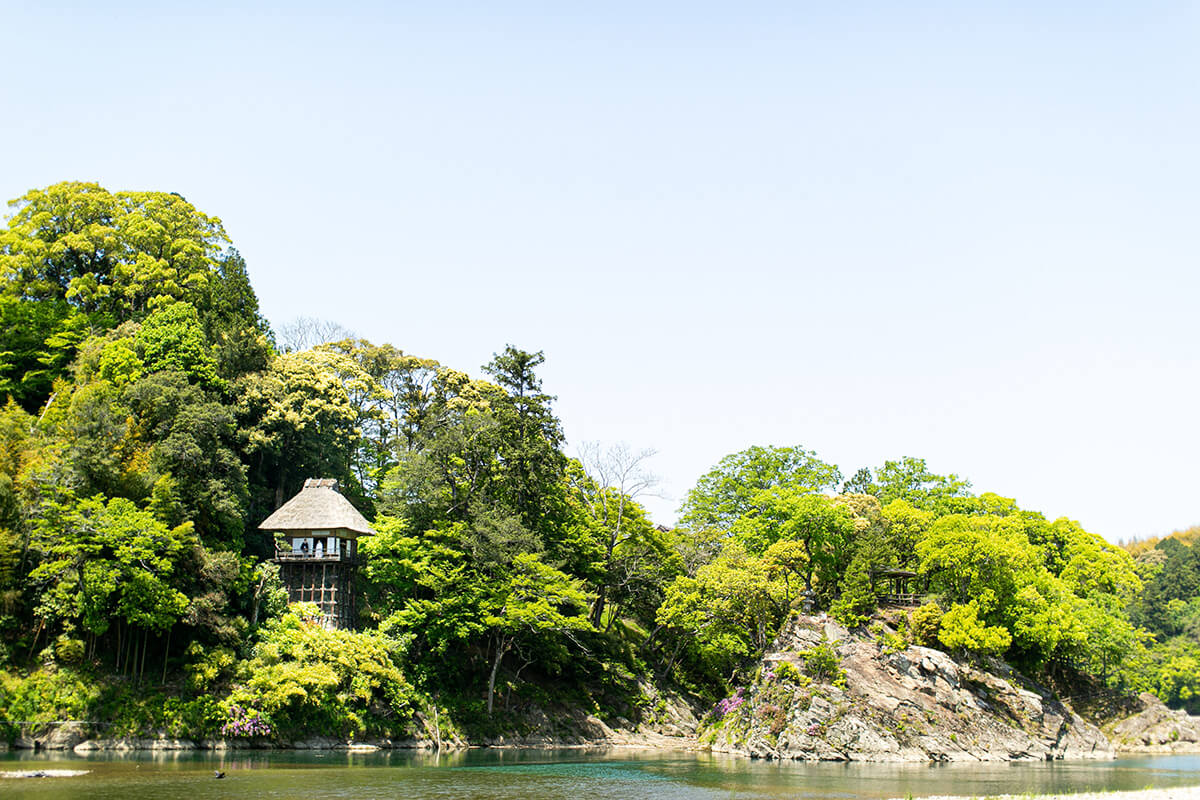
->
[1110, 693, 1200, 752]
[703, 614, 1114, 762]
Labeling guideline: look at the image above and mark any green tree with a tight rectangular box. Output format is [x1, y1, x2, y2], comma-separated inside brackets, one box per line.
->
[224, 604, 413, 738]
[482, 552, 592, 714]
[680, 445, 842, 532]
[482, 346, 566, 538]
[239, 349, 368, 519]
[872, 457, 973, 513]
[326, 339, 440, 493]
[0, 183, 236, 409]
[28, 494, 193, 675]
[199, 249, 272, 382]
[135, 302, 223, 390]
[657, 542, 785, 683]
[729, 488, 854, 600]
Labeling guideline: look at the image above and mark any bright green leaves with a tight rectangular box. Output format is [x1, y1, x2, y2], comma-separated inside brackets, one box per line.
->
[657, 542, 787, 681]
[917, 512, 1138, 668]
[937, 602, 1012, 655]
[225, 605, 413, 737]
[1, 182, 229, 319]
[135, 302, 223, 390]
[29, 495, 194, 635]
[680, 445, 842, 532]
[918, 514, 1041, 608]
[869, 456, 974, 513]
[239, 348, 368, 509]
[486, 553, 590, 639]
[0, 181, 268, 423]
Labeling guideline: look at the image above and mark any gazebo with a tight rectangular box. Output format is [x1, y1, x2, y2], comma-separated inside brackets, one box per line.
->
[258, 478, 374, 629]
[869, 567, 924, 606]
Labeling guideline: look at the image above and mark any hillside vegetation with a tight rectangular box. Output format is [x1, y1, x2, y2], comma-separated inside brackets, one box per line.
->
[0, 182, 1197, 746]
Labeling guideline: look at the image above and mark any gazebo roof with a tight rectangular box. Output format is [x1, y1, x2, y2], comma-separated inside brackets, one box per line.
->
[258, 479, 375, 536]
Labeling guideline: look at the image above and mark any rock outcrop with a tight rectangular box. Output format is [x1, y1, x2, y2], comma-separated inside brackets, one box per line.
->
[1109, 693, 1200, 752]
[702, 614, 1113, 762]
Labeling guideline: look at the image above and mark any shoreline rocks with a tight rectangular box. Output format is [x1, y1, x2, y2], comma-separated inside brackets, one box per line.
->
[1109, 692, 1200, 753]
[704, 615, 1114, 762]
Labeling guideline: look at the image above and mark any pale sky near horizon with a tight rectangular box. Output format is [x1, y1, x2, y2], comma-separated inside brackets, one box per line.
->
[3, 2, 1199, 542]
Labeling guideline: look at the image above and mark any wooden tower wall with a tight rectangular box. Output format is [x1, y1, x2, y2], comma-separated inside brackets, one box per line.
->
[279, 560, 358, 630]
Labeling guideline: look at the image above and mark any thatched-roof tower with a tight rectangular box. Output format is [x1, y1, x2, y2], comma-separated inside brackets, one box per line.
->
[259, 478, 374, 536]
[259, 479, 373, 629]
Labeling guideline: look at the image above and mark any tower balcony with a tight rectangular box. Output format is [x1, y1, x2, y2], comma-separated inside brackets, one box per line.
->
[273, 550, 362, 566]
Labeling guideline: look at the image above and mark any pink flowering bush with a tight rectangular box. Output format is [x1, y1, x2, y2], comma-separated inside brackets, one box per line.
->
[220, 703, 272, 738]
[713, 687, 745, 719]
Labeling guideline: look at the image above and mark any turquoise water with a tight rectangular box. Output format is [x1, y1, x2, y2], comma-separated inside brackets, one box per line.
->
[2, 749, 1199, 799]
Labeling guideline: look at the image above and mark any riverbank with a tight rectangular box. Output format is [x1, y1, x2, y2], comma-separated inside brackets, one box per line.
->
[1, 719, 699, 754]
[902, 789, 1200, 800]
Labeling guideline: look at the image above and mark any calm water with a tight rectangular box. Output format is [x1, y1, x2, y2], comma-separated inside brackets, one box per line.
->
[3, 749, 1200, 800]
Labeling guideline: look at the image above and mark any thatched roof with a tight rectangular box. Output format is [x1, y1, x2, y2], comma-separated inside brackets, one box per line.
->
[258, 479, 374, 537]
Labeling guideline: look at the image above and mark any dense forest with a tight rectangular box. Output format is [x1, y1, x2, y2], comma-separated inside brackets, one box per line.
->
[0, 182, 1198, 744]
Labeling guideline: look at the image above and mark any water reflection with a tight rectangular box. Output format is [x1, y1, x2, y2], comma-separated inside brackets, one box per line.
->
[1, 748, 1199, 800]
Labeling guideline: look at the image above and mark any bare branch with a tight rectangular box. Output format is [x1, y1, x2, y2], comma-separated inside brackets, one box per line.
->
[276, 316, 356, 353]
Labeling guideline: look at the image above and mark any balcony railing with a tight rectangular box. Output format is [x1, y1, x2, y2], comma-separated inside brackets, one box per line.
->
[274, 550, 360, 565]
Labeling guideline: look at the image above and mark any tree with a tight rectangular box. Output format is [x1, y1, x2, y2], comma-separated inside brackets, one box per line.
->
[729, 488, 854, 600]
[224, 604, 413, 737]
[657, 542, 785, 682]
[200, 249, 272, 381]
[323, 339, 440, 494]
[569, 443, 662, 627]
[482, 346, 566, 536]
[28, 494, 193, 675]
[481, 553, 591, 714]
[239, 349, 368, 518]
[680, 445, 842, 533]
[127, 373, 248, 549]
[0, 182, 254, 410]
[135, 302, 223, 390]
[872, 457, 973, 513]
[275, 317, 354, 354]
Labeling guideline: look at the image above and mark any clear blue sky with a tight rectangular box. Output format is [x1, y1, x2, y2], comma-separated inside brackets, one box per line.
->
[4, 2, 1199, 540]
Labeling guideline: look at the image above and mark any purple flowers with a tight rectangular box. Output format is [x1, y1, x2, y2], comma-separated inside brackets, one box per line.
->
[713, 688, 746, 720]
[220, 704, 272, 738]
[806, 722, 822, 736]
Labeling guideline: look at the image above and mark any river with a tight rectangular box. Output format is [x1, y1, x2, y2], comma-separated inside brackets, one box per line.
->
[3, 749, 1200, 799]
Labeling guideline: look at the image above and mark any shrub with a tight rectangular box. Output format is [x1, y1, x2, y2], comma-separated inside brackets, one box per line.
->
[938, 603, 1011, 655]
[773, 661, 805, 685]
[0, 668, 99, 724]
[220, 604, 415, 739]
[910, 603, 943, 647]
[757, 702, 789, 736]
[801, 642, 843, 684]
[54, 635, 85, 665]
[712, 688, 745, 720]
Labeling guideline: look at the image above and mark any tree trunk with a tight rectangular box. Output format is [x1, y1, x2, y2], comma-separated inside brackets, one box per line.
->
[139, 628, 148, 684]
[162, 626, 172, 685]
[487, 636, 511, 715]
[27, 617, 44, 665]
[589, 586, 607, 629]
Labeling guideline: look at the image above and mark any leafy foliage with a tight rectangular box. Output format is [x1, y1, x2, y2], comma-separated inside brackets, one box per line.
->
[1, 180, 1196, 743]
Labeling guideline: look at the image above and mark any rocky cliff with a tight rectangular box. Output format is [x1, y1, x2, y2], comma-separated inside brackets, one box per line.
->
[701, 614, 1113, 762]
[1108, 692, 1200, 753]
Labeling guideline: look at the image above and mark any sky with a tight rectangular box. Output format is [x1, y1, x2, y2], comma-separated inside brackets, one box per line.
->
[3, 2, 1199, 541]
